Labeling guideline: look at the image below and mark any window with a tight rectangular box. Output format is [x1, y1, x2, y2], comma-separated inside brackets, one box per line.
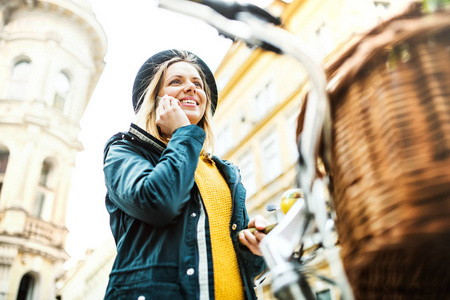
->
[261, 129, 282, 184]
[7, 60, 31, 100]
[254, 80, 277, 121]
[17, 272, 37, 300]
[374, 1, 390, 21]
[33, 158, 55, 219]
[374, 1, 390, 10]
[39, 160, 51, 187]
[53, 71, 70, 111]
[316, 23, 334, 58]
[32, 192, 45, 218]
[286, 111, 300, 163]
[238, 151, 257, 197]
[316, 289, 332, 300]
[0, 145, 10, 196]
[215, 124, 233, 157]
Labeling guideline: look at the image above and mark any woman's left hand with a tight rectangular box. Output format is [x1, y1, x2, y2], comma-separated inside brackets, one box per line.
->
[239, 215, 267, 256]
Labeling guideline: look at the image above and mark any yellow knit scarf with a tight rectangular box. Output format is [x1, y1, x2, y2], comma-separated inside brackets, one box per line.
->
[195, 156, 244, 300]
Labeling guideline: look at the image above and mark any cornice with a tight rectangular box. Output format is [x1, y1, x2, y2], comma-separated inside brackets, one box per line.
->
[2, 0, 106, 72]
[0, 235, 69, 262]
[38, 0, 107, 64]
[0, 100, 84, 151]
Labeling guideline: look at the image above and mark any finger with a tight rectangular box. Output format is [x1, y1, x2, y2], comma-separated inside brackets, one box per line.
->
[254, 215, 267, 230]
[160, 96, 173, 110]
[156, 105, 162, 120]
[239, 230, 254, 249]
[246, 230, 262, 249]
[240, 230, 262, 256]
[169, 97, 181, 108]
[248, 215, 267, 231]
[253, 230, 266, 243]
[159, 98, 167, 111]
[157, 94, 167, 105]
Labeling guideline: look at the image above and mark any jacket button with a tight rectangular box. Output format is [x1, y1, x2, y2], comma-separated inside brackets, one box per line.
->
[232, 224, 237, 230]
[186, 268, 195, 276]
[137, 296, 145, 300]
[191, 213, 196, 217]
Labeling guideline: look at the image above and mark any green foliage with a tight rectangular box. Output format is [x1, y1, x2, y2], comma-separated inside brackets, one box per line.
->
[423, 0, 450, 13]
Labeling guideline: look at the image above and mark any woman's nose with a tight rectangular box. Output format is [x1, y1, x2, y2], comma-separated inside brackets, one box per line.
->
[183, 81, 196, 92]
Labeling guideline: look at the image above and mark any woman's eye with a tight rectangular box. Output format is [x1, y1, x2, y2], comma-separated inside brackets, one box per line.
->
[169, 79, 181, 85]
[194, 82, 203, 88]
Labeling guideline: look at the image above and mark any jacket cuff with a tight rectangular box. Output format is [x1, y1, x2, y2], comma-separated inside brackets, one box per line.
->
[172, 125, 206, 145]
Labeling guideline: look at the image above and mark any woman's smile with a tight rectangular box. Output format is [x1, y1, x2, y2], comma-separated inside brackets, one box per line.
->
[179, 97, 198, 106]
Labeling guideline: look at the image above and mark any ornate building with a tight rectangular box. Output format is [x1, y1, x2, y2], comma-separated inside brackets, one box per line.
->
[0, 0, 106, 299]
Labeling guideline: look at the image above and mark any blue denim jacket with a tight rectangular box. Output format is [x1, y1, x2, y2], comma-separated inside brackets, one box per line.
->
[103, 124, 266, 300]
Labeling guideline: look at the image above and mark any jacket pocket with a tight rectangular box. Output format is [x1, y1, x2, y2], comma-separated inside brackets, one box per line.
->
[105, 265, 182, 300]
[111, 281, 183, 300]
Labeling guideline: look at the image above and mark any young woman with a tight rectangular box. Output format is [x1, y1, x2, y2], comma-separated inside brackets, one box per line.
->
[103, 49, 267, 300]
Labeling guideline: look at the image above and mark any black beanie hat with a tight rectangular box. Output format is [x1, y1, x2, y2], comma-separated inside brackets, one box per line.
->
[132, 49, 218, 115]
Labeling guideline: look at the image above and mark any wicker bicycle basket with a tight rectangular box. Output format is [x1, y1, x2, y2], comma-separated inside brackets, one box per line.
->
[302, 3, 450, 299]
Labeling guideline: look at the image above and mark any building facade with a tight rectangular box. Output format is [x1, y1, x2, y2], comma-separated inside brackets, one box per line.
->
[212, 0, 412, 298]
[56, 237, 115, 300]
[0, 0, 106, 299]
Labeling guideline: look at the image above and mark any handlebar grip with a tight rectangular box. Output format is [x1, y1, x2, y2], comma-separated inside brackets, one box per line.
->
[239, 223, 277, 236]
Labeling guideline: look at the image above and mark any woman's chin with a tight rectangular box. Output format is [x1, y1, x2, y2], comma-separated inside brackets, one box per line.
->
[184, 113, 202, 125]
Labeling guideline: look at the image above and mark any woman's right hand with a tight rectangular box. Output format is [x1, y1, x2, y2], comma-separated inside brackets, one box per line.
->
[239, 215, 268, 256]
[156, 95, 190, 136]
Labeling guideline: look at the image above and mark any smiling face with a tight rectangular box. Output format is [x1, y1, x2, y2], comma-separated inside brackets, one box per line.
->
[159, 61, 207, 125]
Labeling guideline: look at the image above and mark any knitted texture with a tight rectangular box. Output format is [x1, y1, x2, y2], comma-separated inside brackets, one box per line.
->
[195, 156, 244, 300]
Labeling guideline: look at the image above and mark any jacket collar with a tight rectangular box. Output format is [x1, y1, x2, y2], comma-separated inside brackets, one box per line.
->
[128, 123, 166, 153]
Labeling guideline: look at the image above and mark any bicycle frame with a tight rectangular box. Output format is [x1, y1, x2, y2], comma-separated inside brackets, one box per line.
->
[158, 1, 354, 299]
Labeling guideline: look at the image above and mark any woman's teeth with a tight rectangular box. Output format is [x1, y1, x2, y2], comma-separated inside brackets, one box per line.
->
[181, 100, 196, 104]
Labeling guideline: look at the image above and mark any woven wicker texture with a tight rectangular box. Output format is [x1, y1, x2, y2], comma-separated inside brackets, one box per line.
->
[301, 3, 450, 299]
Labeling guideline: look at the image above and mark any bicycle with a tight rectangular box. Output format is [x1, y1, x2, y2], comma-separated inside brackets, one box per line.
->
[158, 1, 450, 299]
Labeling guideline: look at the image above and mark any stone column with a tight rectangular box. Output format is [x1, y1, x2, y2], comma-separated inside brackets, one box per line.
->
[0, 245, 18, 299]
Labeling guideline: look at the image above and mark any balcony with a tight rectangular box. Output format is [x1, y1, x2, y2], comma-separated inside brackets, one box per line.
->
[0, 207, 68, 250]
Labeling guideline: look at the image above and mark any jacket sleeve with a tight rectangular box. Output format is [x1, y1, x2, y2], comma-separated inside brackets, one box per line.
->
[103, 125, 205, 227]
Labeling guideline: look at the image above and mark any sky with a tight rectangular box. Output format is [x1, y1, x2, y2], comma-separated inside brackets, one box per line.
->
[64, 0, 233, 266]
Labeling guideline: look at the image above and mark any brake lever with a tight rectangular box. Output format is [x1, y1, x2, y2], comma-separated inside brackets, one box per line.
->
[198, 0, 281, 26]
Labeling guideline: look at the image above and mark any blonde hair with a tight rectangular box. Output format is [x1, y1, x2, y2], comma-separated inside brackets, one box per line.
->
[135, 50, 215, 156]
